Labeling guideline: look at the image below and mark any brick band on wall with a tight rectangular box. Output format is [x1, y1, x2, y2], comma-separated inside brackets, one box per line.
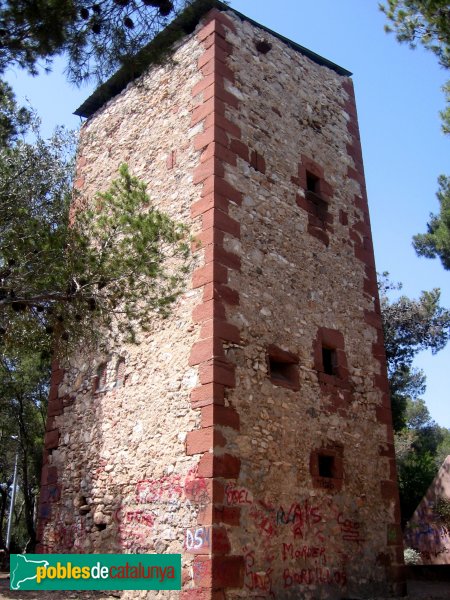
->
[36, 360, 64, 553]
[183, 8, 245, 598]
[342, 78, 406, 596]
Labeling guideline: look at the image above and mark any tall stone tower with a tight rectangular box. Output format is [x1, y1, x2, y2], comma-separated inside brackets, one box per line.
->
[37, 1, 405, 598]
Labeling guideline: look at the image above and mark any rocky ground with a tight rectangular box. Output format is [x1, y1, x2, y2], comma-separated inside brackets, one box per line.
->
[1, 574, 449, 599]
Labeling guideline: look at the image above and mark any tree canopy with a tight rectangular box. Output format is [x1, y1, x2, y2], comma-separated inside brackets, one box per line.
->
[0, 84, 190, 550]
[380, 1, 450, 271]
[380, 0, 450, 69]
[380, 274, 450, 524]
[413, 174, 450, 270]
[0, 0, 191, 84]
[0, 350, 48, 551]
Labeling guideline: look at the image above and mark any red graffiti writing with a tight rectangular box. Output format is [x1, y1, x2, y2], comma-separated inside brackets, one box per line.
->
[283, 567, 347, 587]
[244, 546, 275, 598]
[282, 543, 327, 564]
[250, 502, 276, 538]
[225, 483, 253, 506]
[277, 500, 324, 542]
[337, 512, 365, 544]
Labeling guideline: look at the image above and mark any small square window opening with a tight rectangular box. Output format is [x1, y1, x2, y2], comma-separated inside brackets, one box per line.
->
[269, 359, 297, 385]
[267, 345, 299, 390]
[318, 454, 335, 478]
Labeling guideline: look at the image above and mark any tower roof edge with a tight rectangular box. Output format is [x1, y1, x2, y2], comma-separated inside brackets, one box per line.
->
[74, 0, 352, 119]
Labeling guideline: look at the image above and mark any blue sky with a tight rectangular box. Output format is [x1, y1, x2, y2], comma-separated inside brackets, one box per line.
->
[5, 0, 449, 427]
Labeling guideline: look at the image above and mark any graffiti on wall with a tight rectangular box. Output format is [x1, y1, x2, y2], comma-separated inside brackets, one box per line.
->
[47, 474, 372, 593]
[186, 526, 211, 552]
[405, 499, 450, 564]
[48, 466, 210, 554]
[226, 488, 366, 594]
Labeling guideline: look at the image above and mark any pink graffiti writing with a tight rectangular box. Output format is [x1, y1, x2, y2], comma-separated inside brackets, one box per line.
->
[113, 506, 154, 552]
[193, 559, 209, 585]
[53, 520, 85, 551]
[135, 475, 183, 504]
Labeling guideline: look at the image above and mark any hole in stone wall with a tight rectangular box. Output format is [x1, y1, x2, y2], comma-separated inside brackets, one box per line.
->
[267, 345, 299, 390]
[322, 346, 337, 376]
[318, 454, 335, 478]
[269, 359, 297, 385]
[78, 495, 90, 515]
[255, 39, 272, 54]
[95, 523, 107, 531]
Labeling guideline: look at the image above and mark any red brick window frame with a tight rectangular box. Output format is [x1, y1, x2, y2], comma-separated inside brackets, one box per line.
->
[292, 155, 334, 246]
[310, 444, 344, 491]
[266, 344, 299, 391]
[115, 357, 126, 388]
[93, 362, 108, 393]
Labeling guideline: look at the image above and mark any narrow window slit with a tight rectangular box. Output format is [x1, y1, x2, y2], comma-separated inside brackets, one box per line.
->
[322, 346, 337, 376]
[306, 171, 320, 193]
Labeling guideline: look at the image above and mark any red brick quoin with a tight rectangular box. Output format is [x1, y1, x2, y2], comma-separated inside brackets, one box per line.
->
[342, 78, 405, 596]
[183, 8, 246, 598]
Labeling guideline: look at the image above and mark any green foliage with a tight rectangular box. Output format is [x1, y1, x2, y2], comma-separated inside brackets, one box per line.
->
[380, 274, 450, 524]
[441, 81, 450, 134]
[0, 350, 49, 551]
[65, 163, 191, 345]
[435, 497, 450, 527]
[389, 366, 425, 430]
[0, 100, 191, 356]
[393, 389, 450, 525]
[380, 2, 450, 269]
[413, 175, 450, 270]
[380, 0, 450, 68]
[0, 85, 191, 550]
[0, 81, 33, 147]
[435, 426, 450, 465]
[379, 274, 450, 376]
[396, 443, 437, 525]
[0, 0, 190, 83]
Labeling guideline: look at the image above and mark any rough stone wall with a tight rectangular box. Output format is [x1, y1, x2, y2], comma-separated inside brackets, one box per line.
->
[404, 456, 450, 564]
[38, 5, 404, 600]
[194, 9, 404, 600]
[38, 26, 209, 597]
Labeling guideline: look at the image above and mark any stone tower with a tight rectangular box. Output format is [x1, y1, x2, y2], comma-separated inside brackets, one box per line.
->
[37, 1, 405, 598]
